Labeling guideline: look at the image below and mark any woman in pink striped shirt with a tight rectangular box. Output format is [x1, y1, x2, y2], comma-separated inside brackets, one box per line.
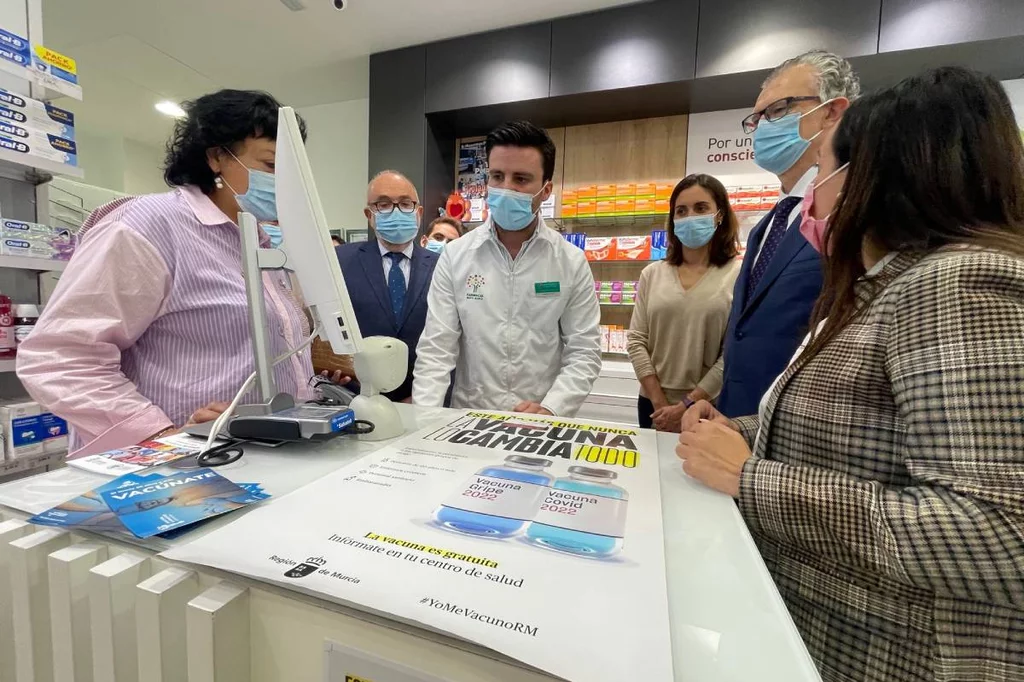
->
[17, 90, 322, 458]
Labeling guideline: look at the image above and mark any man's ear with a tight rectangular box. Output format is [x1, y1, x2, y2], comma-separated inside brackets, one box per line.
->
[825, 97, 850, 126]
[540, 180, 553, 203]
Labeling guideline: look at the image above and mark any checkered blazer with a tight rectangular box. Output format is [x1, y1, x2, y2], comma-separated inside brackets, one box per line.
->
[733, 248, 1024, 682]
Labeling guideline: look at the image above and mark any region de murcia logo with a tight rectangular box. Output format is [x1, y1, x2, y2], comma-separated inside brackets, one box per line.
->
[284, 555, 326, 579]
[466, 274, 486, 300]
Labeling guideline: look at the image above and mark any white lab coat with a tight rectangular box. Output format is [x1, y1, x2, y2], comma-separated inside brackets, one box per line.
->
[413, 217, 601, 416]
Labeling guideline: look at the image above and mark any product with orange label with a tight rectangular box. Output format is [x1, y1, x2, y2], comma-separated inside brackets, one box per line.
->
[561, 204, 578, 218]
[654, 198, 670, 214]
[576, 200, 596, 218]
[596, 184, 617, 199]
[585, 237, 616, 261]
[615, 183, 636, 198]
[655, 183, 674, 200]
[635, 182, 656, 198]
[615, 235, 651, 261]
[615, 198, 635, 215]
[634, 198, 657, 215]
[596, 199, 616, 215]
[576, 185, 597, 200]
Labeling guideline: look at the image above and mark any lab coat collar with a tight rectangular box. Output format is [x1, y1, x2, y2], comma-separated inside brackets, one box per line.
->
[473, 215, 557, 252]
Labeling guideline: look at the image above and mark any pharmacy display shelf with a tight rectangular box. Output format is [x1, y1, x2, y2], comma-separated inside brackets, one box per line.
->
[0, 146, 83, 181]
[0, 449, 65, 479]
[0, 254, 67, 271]
[0, 57, 82, 101]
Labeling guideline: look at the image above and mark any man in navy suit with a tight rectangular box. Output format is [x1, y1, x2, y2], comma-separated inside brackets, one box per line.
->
[715, 51, 860, 418]
[335, 171, 441, 402]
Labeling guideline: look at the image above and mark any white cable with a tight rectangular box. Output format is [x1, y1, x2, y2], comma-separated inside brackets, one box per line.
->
[201, 326, 322, 454]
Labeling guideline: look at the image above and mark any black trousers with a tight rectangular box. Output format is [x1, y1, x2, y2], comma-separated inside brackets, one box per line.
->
[637, 395, 655, 429]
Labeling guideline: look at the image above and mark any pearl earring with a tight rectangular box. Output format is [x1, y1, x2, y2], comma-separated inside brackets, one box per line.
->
[214, 176, 224, 190]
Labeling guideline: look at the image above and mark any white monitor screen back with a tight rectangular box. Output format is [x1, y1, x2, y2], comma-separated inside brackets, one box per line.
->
[275, 106, 363, 355]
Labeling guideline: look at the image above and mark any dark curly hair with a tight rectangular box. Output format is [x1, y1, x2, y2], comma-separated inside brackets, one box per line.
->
[163, 89, 307, 193]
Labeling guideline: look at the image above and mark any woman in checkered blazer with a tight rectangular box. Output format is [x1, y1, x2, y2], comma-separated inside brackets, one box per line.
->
[677, 67, 1024, 682]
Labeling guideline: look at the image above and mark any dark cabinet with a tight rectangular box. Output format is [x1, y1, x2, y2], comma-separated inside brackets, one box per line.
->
[880, 0, 1024, 52]
[549, 0, 698, 97]
[369, 47, 427, 190]
[424, 23, 551, 113]
[696, 0, 882, 78]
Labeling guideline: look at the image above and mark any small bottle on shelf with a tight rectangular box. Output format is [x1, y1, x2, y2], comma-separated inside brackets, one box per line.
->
[0, 292, 14, 358]
[13, 304, 39, 347]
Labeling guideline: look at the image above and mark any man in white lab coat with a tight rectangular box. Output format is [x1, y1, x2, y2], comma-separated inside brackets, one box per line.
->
[413, 121, 601, 416]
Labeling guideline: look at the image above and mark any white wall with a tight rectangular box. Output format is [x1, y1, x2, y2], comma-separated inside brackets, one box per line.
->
[73, 130, 166, 195]
[297, 98, 370, 232]
[123, 138, 168, 195]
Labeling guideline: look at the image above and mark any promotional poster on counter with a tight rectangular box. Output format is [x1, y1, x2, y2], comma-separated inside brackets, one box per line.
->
[163, 411, 674, 681]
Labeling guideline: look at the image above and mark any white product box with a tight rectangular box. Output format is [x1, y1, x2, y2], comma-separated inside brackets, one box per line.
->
[0, 400, 69, 461]
[1, 236, 55, 259]
[0, 88, 74, 138]
[1, 218, 51, 239]
[0, 129, 77, 167]
[0, 119, 74, 155]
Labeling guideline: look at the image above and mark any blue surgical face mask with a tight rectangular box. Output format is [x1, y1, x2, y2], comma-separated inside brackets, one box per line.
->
[486, 185, 545, 232]
[752, 100, 830, 176]
[223, 149, 278, 222]
[673, 213, 719, 249]
[374, 209, 419, 245]
[261, 223, 282, 248]
[424, 239, 446, 254]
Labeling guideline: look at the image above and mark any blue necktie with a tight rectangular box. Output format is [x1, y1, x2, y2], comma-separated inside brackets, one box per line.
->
[386, 252, 407, 320]
[747, 195, 802, 301]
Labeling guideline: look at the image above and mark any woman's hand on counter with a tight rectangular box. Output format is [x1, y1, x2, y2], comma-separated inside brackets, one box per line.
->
[675, 421, 751, 498]
[651, 403, 686, 432]
[513, 401, 553, 416]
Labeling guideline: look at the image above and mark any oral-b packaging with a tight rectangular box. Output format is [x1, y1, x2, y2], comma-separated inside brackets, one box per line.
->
[2, 219, 50, 238]
[0, 88, 74, 138]
[31, 45, 80, 99]
[2, 237, 54, 259]
[0, 28, 31, 71]
[0, 130, 77, 167]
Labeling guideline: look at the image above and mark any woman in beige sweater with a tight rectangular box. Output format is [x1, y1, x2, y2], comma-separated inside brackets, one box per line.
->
[628, 174, 740, 431]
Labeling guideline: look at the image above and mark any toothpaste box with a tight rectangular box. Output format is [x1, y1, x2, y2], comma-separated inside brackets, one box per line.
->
[2, 219, 51, 238]
[585, 237, 616, 262]
[0, 400, 69, 461]
[0, 88, 74, 137]
[0, 28, 31, 71]
[0, 130, 77, 167]
[2, 236, 55, 259]
[615, 235, 651, 261]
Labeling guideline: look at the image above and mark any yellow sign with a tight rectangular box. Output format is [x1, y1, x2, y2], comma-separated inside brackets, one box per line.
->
[33, 45, 76, 74]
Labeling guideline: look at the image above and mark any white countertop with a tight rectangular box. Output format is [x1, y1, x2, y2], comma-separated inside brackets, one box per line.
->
[0, 404, 819, 681]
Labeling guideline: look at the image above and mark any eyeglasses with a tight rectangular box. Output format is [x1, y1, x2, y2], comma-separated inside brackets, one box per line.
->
[369, 198, 418, 215]
[741, 96, 821, 134]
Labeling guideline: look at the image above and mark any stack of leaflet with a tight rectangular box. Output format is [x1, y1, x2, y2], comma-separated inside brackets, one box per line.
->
[29, 469, 270, 539]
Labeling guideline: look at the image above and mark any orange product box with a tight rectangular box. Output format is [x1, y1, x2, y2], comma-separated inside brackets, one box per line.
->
[655, 183, 674, 200]
[585, 237, 616, 261]
[576, 185, 597, 200]
[735, 197, 762, 213]
[562, 189, 577, 204]
[737, 185, 762, 198]
[596, 199, 617, 215]
[615, 198, 635, 215]
[634, 197, 657, 215]
[760, 184, 781, 200]
[615, 183, 636, 197]
[654, 198, 671, 213]
[615, 235, 651, 261]
[596, 184, 617, 200]
[576, 200, 596, 217]
[635, 182, 656, 198]
[560, 204, 578, 218]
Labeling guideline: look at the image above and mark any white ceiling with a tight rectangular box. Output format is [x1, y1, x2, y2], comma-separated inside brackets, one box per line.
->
[42, 0, 643, 146]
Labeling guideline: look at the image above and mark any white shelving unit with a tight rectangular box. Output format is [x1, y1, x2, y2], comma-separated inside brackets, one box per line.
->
[0, 255, 66, 272]
[0, 450, 65, 480]
[0, 55, 82, 102]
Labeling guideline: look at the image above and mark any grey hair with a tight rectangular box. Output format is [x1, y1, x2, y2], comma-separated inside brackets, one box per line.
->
[765, 50, 861, 101]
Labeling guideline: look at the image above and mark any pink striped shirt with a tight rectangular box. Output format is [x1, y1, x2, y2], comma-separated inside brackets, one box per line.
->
[16, 185, 314, 458]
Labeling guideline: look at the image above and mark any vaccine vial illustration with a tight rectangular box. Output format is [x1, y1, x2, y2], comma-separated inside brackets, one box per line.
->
[526, 466, 628, 558]
[434, 455, 554, 537]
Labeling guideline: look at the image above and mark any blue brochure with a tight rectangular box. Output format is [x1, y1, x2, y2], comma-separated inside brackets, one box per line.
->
[99, 469, 269, 538]
[28, 473, 162, 532]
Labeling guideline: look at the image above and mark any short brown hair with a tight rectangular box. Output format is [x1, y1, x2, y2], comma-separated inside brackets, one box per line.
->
[664, 174, 739, 267]
[425, 216, 464, 238]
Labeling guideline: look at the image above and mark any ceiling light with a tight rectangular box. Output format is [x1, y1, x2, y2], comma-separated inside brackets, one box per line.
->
[155, 101, 186, 118]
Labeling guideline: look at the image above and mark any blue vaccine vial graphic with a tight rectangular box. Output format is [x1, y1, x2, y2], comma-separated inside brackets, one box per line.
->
[433, 455, 553, 538]
[526, 466, 628, 558]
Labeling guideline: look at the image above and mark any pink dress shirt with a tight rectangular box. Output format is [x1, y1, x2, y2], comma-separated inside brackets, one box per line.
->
[17, 185, 315, 458]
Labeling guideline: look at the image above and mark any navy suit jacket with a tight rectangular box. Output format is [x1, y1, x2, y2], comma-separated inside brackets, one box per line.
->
[718, 203, 823, 418]
[335, 241, 438, 402]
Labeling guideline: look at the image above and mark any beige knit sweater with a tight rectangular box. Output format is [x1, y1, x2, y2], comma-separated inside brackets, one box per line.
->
[627, 259, 740, 403]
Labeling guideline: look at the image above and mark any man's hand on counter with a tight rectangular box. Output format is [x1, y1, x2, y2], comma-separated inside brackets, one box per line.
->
[513, 401, 553, 416]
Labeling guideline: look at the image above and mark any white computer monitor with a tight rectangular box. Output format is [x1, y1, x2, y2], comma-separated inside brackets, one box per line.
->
[275, 106, 363, 356]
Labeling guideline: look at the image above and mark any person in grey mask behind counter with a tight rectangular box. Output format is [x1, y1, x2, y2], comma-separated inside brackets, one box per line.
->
[413, 120, 601, 416]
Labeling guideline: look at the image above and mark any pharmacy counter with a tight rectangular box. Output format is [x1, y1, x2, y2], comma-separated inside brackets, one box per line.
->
[0, 404, 820, 682]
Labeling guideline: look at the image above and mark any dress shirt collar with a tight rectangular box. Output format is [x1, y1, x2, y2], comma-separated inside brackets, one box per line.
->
[378, 238, 414, 260]
[781, 166, 818, 201]
[179, 185, 233, 226]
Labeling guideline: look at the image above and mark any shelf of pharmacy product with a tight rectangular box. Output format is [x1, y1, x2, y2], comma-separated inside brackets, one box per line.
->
[0, 147, 83, 182]
[0, 449, 66, 479]
[0, 255, 68, 272]
[0, 57, 82, 101]
[557, 208, 769, 229]
[600, 302, 635, 307]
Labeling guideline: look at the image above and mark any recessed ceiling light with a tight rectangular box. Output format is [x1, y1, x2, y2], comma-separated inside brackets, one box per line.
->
[155, 101, 186, 118]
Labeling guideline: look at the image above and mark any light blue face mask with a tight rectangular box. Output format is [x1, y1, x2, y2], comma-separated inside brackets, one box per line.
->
[261, 223, 282, 248]
[673, 213, 718, 249]
[486, 185, 545, 232]
[424, 239, 446, 254]
[224, 149, 278, 223]
[374, 209, 419, 245]
[752, 100, 830, 175]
